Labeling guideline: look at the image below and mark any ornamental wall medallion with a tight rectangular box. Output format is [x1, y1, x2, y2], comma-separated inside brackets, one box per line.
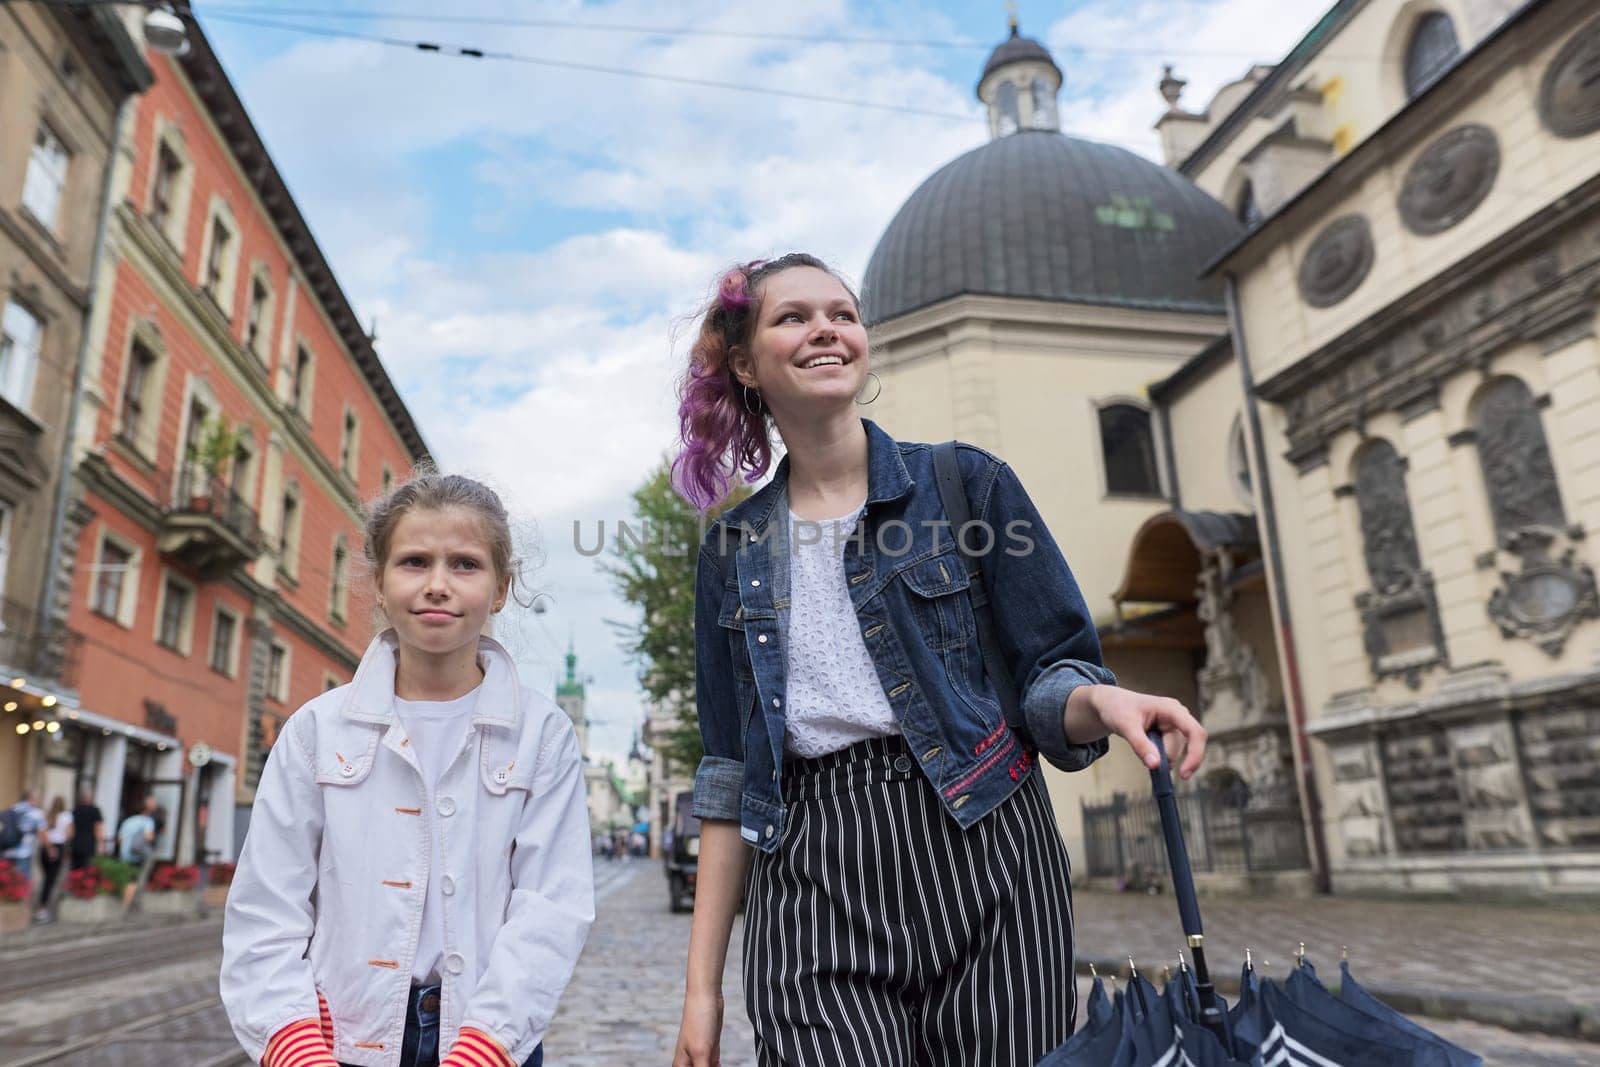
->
[1399, 125, 1500, 235]
[1486, 527, 1600, 656]
[1539, 18, 1600, 138]
[1298, 215, 1374, 308]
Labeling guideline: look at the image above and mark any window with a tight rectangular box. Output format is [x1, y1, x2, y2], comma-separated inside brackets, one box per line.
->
[1098, 403, 1160, 496]
[229, 440, 253, 501]
[289, 344, 313, 417]
[149, 141, 182, 232]
[0, 301, 43, 414]
[278, 487, 301, 575]
[204, 216, 231, 297]
[0, 502, 12, 599]
[1352, 440, 1444, 683]
[323, 672, 343, 692]
[381, 464, 394, 496]
[1473, 377, 1567, 537]
[209, 607, 238, 675]
[1236, 180, 1263, 228]
[90, 538, 134, 622]
[330, 538, 349, 621]
[21, 125, 70, 230]
[156, 576, 193, 653]
[181, 397, 210, 493]
[245, 275, 271, 354]
[1404, 12, 1460, 99]
[267, 641, 290, 703]
[340, 409, 359, 478]
[118, 339, 157, 443]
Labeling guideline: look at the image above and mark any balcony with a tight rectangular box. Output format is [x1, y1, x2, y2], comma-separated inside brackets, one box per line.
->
[158, 466, 264, 574]
[0, 598, 84, 690]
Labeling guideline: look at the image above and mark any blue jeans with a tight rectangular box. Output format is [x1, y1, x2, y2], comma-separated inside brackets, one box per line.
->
[341, 983, 543, 1067]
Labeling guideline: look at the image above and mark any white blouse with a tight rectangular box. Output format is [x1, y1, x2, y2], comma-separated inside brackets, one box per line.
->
[783, 503, 900, 758]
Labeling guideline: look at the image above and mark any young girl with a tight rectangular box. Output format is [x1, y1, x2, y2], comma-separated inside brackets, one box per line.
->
[670, 254, 1207, 1067]
[222, 474, 594, 1067]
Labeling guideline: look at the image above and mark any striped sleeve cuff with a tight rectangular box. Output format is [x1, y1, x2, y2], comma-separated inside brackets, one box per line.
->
[440, 1026, 517, 1067]
[261, 1018, 338, 1067]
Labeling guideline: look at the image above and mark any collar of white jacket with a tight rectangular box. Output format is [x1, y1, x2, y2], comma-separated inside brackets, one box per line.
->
[339, 629, 523, 730]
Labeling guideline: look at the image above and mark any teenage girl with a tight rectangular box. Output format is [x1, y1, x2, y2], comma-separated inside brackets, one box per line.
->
[222, 474, 594, 1067]
[670, 254, 1206, 1067]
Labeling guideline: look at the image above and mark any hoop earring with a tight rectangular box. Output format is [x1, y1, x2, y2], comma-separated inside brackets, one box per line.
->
[856, 372, 882, 405]
[742, 384, 763, 416]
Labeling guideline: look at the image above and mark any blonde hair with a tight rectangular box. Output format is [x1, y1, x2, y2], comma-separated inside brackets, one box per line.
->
[364, 470, 527, 604]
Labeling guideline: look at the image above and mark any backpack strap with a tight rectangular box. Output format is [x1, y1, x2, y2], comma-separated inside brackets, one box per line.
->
[932, 441, 1031, 750]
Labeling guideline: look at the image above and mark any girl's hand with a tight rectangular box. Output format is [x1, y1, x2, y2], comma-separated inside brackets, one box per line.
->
[1086, 685, 1207, 780]
[673, 988, 724, 1067]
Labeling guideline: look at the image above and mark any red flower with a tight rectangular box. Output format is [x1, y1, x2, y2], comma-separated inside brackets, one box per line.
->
[65, 866, 116, 900]
[0, 859, 31, 903]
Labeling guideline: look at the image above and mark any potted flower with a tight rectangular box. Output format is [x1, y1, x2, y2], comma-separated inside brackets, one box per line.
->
[141, 861, 200, 914]
[185, 414, 241, 510]
[59, 863, 121, 923]
[204, 860, 235, 909]
[0, 859, 30, 932]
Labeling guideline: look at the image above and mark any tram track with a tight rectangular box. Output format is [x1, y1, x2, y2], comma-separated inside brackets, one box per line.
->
[0, 917, 223, 998]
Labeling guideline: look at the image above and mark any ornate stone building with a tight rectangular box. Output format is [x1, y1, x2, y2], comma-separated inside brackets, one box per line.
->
[866, 0, 1599, 894]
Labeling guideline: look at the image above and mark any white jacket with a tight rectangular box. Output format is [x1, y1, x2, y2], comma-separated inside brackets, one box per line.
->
[221, 631, 595, 1066]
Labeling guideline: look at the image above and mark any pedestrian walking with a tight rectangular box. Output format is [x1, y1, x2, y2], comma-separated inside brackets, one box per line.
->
[116, 794, 158, 913]
[221, 472, 594, 1067]
[1, 789, 45, 900]
[668, 255, 1206, 1067]
[33, 795, 71, 921]
[69, 787, 105, 870]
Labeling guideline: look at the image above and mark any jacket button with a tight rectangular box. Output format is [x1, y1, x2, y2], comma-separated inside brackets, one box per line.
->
[341, 763, 356, 778]
[757, 634, 768, 644]
[445, 953, 464, 975]
[494, 769, 508, 784]
[764, 824, 775, 839]
[892, 756, 912, 774]
[442, 874, 456, 896]
[438, 796, 457, 817]
[772, 698, 780, 707]
[750, 579, 760, 587]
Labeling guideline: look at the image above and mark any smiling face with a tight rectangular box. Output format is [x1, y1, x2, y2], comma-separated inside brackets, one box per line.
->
[377, 506, 508, 660]
[733, 266, 869, 421]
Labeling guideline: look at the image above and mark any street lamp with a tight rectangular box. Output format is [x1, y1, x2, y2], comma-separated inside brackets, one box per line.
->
[142, 6, 189, 57]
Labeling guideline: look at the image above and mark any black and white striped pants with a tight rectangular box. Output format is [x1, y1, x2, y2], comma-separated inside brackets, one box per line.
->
[743, 736, 1079, 1066]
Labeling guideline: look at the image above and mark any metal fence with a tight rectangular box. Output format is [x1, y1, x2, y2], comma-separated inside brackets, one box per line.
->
[1082, 781, 1310, 883]
[172, 465, 263, 548]
[0, 596, 84, 689]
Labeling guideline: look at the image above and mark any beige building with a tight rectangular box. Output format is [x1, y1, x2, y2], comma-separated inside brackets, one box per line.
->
[864, 0, 1600, 895]
[0, 6, 148, 802]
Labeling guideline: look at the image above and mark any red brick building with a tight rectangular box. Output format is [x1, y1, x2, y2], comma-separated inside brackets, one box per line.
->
[40, 19, 428, 864]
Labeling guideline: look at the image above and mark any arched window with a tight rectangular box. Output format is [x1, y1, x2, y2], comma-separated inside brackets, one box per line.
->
[1236, 180, 1263, 227]
[1352, 439, 1444, 684]
[1473, 377, 1566, 538]
[1354, 441, 1422, 596]
[1099, 403, 1159, 496]
[995, 81, 1021, 137]
[1029, 77, 1059, 131]
[1403, 12, 1460, 99]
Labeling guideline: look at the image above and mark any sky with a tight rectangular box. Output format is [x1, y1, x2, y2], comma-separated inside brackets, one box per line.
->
[197, 0, 1322, 771]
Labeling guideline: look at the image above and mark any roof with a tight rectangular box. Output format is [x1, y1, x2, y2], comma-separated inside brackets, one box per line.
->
[1113, 509, 1259, 604]
[979, 26, 1061, 87]
[177, 17, 431, 464]
[861, 131, 1242, 325]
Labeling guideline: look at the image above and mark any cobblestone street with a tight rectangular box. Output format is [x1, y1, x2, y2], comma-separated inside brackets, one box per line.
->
[0, 863, 1596, 1064]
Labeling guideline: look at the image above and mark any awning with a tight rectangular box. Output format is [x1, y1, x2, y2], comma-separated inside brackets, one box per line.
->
[1112, 510, 1260, 606]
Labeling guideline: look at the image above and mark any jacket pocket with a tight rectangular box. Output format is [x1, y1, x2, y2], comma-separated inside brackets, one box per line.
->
[897, 551, 974, 651]
[312, 731, 379, 787]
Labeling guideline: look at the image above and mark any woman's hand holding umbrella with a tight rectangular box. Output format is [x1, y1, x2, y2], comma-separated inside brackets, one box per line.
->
[1066, 684, 1208, 779]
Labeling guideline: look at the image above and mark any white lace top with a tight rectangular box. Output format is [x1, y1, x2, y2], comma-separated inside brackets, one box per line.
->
[783, 503, 900, 758]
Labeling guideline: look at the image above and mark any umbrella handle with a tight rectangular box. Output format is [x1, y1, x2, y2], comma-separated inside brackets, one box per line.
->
[1146, 729, 1230, 1043]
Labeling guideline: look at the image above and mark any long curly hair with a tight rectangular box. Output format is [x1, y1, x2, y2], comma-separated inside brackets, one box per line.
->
[670, 253, 859, 510]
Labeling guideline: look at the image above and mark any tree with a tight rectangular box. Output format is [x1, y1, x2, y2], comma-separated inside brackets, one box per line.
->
[601, 461, 749, 777]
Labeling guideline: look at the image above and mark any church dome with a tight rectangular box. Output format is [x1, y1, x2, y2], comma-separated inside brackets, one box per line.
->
[861, 26, 1241, 326]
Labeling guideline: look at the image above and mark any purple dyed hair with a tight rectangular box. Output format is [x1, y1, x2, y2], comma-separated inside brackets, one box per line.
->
[670, 253, 859, 510]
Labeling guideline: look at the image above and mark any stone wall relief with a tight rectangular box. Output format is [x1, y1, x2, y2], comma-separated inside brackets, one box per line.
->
[1194, 548, 1291, 788]
[1398, 124, 1500, 236]
[1297, 214, 1375, 308]
[1538, 15, 1600, 139]
[1381, 731, 1467, 853]
[1448, 719, 1533, 851]
[1329, 739, 1388, 859]
[1352, 440, 1448, 687]
[1472, 376, 1599, 656]
[1515, 705, 1600, 848]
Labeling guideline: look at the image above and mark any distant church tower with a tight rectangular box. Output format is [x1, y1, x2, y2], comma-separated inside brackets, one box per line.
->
[555, 639, 589, 759]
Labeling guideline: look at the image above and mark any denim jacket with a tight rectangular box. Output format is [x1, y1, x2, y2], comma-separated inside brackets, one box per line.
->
[691, 419, 1114, 852]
